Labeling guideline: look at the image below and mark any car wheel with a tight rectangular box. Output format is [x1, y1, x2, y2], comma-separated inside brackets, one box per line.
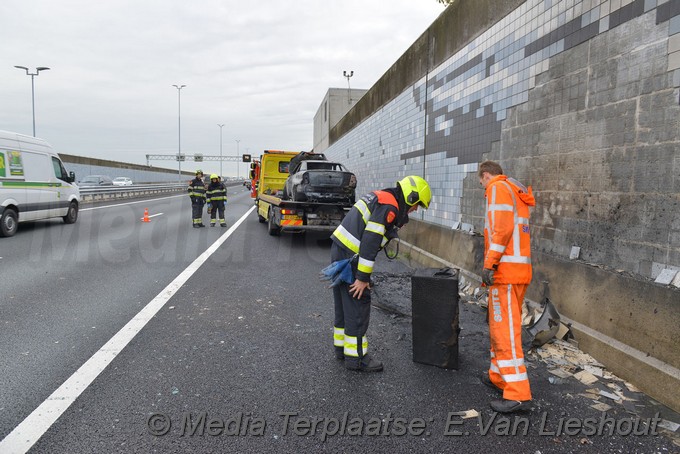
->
[267, 209, 281, 236]
[63, 201, 78, 224]
[0, 207, 18, 237]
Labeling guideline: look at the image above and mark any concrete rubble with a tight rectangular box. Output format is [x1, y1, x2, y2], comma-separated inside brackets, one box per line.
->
[455, 277, 680, 444]
[368, 265, 680, 448]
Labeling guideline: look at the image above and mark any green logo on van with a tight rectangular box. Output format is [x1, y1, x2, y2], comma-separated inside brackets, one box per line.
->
[8, 151, 24, 176]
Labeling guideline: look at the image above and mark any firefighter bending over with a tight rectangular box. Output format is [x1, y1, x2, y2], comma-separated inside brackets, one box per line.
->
[330, 176, 431, 372]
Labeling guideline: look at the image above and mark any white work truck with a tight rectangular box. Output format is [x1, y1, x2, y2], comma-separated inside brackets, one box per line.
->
[0, 130, 80, 237]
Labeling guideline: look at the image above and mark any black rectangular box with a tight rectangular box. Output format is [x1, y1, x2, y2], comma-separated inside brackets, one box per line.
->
[411, 267, 460, 369]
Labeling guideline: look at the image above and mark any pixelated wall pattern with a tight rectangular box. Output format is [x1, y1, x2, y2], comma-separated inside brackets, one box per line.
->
[324, 0, 680, 276]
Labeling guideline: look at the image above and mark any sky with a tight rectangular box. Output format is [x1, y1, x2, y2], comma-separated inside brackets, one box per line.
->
[0, 1, 446, 177]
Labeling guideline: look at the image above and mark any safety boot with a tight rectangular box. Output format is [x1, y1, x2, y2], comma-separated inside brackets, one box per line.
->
[221, 223, 227, 228]
[334, 347, 345, 360]
[193, 224, 201, 229]
[490, 399, 532, 413]
[345, 354, 383, 372]
[210, 223, 216, 227]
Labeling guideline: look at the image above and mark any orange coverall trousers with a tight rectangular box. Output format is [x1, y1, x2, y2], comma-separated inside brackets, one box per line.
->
[488, 283, 532, 401]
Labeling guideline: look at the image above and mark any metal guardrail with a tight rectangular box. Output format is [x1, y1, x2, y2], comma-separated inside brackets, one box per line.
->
[78, 182, 246, 202]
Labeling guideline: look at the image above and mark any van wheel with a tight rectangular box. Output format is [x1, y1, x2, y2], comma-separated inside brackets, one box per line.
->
[267, 209, 281, 236]
[63, 201, 78, 224]
[0, 208, 18, 238]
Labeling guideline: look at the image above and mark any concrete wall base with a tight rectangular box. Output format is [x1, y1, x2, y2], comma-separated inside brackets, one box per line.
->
[394, 219, 680, 413]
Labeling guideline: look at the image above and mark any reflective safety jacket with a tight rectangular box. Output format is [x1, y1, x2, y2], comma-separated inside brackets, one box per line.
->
[483, 175, 536, 284]
[206, 182, 227, 203]
[188, 177, 206, 202]
[331, 189, 401, 282]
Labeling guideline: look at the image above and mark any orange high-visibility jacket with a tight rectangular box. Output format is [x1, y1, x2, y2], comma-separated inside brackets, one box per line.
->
[483, 175, 536, 284]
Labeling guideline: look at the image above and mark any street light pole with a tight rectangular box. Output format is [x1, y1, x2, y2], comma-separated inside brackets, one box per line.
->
[14, 66, 50, 137]
[218, 124, 224, 177]
[343, 70, 354, 105]
[235, 139, 240, 179]
[172, 84, 186, 181]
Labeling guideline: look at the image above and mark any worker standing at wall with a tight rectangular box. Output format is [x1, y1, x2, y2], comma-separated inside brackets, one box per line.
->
[188, 170, 206, 228]
[329, 176, 431, 372]
[478, 160, 535, 413]
[206, 174, 228, 227]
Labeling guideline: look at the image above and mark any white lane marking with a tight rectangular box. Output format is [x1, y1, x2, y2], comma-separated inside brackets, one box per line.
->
[0, 205, 256, 454]
[80, 187, 248, 212]
[80, 194, 184, 211]
[140, 213, 164, 220]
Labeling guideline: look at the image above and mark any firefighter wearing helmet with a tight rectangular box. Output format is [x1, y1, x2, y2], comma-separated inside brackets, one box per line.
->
[206, 174, 228, 227]
[188, 169, 206, 227]
[329, 175, 431, 372]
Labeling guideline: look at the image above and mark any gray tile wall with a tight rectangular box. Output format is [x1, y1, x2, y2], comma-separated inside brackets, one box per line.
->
[324, 0, 680, 277]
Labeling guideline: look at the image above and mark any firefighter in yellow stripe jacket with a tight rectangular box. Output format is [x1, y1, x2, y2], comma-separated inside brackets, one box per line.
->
[206, 174, 228, 227]
[188, 170, 206, 228]
[330, 176, 431, 372]
[478, 160, 535, 413]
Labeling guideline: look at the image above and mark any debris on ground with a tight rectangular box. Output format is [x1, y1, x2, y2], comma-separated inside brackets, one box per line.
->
[373, 266, 680, 447]
[659, 420, 680, 432]
[459, 281, 654, 417]
[448, 409, 479, 419]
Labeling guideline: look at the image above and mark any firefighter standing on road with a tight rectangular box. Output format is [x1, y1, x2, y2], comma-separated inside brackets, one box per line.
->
[478, 160, 535, 413]
[188, 170, 206, 228]
[330, 176, 431, 372]
[206, 174, 228, 227]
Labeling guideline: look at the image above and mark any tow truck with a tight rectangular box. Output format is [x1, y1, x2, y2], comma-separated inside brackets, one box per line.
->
[250, 150, 355, 236]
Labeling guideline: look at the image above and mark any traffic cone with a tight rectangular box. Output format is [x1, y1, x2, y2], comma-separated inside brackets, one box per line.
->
[142, 208, 151, 222]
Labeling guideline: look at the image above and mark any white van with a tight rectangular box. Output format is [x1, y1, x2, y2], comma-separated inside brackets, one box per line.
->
[0, 130, 80, 237]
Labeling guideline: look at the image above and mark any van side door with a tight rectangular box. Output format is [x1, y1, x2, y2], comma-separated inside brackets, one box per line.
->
[21, 150, 55, 220]
[0, 148, 29, 220]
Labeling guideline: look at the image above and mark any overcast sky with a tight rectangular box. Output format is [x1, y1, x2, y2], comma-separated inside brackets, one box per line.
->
[1, 1, 445, 177]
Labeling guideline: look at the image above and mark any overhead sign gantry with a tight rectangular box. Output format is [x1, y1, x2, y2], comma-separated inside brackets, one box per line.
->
[145, 154, 252, 166]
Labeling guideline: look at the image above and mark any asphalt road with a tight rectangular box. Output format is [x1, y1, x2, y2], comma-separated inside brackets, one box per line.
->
[1, 186, 679, 453]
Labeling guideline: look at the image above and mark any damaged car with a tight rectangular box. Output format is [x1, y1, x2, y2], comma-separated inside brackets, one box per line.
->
[282, 152, 357, 204]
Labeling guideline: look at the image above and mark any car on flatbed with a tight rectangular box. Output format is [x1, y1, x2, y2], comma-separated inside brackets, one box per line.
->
[283, 157, 356, 204]
[252, 150, 355, 236]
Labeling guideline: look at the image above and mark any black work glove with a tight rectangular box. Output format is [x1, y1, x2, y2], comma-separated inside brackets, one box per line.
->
[481, 268, 495, 286]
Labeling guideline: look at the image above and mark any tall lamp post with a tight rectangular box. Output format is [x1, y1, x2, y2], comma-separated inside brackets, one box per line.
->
[235, 139, 240, 179]
[218, 124, 224, 177]
[14, 66, 50, 137]
[343, 70, 353, 104]
[172, 84, 186, 181]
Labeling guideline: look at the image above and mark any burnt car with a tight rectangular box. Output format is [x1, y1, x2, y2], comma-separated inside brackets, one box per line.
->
[282, 152, 356, 204]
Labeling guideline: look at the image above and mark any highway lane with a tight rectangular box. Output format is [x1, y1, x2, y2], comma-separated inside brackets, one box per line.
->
[3, 184, 679, 453]
[0, 185, 254, 441]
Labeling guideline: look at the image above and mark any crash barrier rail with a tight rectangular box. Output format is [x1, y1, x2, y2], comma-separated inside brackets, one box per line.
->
[79, 182, 245, 203]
